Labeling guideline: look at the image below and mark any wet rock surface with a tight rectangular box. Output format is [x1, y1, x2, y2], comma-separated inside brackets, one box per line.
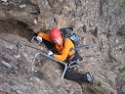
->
[0, 0, 125, 94]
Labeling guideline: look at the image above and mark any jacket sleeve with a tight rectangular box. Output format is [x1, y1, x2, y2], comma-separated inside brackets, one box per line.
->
[54, 38, 75, 61]
[38, 32, 51, 42]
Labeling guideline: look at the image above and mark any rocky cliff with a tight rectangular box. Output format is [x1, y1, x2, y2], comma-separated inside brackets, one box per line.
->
[0, 0, 125, 94]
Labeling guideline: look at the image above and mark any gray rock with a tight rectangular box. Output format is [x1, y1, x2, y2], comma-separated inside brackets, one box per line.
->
[0, 0, 125, 93]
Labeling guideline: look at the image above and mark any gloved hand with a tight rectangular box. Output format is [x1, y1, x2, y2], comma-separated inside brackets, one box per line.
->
[48, 50, 54, 57]
[36, 36, 42, 42]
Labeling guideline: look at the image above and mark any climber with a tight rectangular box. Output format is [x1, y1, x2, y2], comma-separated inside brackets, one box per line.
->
[36, 28, 93, 84]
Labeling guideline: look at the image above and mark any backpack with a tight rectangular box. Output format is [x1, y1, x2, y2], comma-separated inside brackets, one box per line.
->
[60, 28, 80, 47]
[60, 27, 83, 65]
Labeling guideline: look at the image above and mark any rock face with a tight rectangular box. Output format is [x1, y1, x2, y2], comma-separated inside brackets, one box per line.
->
[0, 0, 125, 94]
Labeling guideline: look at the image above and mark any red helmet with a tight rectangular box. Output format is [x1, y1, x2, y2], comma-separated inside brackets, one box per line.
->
[49, 28, 62, 41]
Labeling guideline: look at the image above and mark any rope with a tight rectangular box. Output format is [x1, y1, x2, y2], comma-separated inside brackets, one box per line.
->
[0, 37, 41, 51]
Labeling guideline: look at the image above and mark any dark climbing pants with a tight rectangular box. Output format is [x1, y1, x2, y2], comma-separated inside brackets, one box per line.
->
[64, 68, 87, 81]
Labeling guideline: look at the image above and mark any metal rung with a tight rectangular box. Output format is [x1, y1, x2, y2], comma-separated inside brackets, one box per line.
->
[31, 36, 41, 46]
[31, 52, 68, 79]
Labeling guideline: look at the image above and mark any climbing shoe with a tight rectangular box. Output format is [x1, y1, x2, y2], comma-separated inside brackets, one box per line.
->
[85, 72, 94, 84]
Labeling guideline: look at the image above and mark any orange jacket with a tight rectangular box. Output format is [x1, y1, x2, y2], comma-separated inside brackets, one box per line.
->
[38, 32, 75, 61]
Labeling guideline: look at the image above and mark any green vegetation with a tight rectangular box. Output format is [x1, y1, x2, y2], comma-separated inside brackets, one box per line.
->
[118, 67, 125, 73]
[97, 81, 102, 87]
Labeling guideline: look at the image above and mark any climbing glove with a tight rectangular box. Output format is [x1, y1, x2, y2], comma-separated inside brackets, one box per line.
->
[37, 36, 42, 42]
[48, 50, 54, 57]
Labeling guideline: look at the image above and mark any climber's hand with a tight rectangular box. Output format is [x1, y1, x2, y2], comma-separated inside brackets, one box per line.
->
[36, 36, 42, 42]
[48, 50, 54, 57]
